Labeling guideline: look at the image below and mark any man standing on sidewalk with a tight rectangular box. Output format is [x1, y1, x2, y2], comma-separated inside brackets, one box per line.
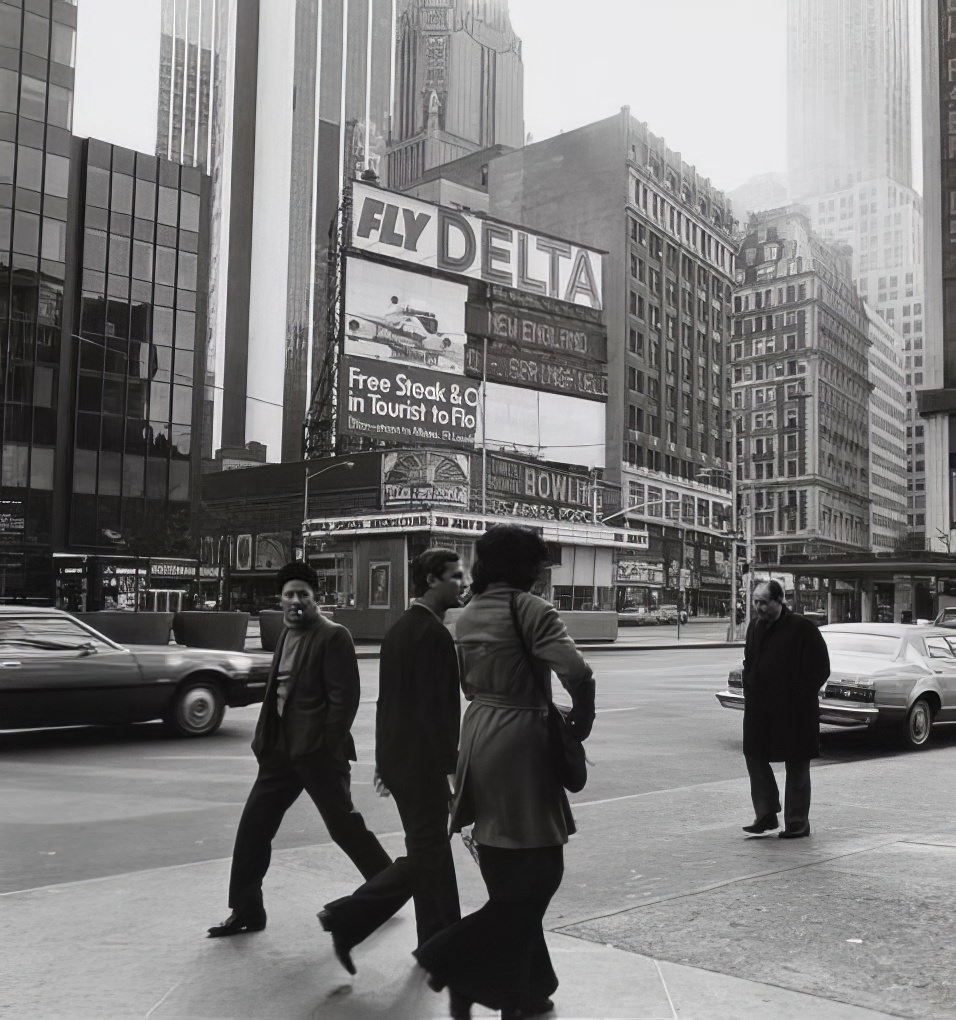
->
[207, 561, 390, 937]
[741, 579, 830, 839]
[318, 548, 464, 974]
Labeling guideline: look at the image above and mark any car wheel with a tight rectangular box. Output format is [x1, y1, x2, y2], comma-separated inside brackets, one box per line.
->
[901, 696, 933, 750]
[165, 676, 226, 737]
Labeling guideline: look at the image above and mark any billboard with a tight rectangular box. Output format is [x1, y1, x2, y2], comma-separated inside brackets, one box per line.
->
[464, 339, 607, 401]
[465, 299, 607, 361]
[339, 355, 479, 445]
[477, 382, 605, 469]
[344, 258, 467, 374]
[350, 182, 603, 310]
[382, 450, 470, 508]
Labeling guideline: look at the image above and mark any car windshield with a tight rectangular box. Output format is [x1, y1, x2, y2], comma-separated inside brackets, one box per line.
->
[0, 618, 112, 652]
[822, 632, 901, 659]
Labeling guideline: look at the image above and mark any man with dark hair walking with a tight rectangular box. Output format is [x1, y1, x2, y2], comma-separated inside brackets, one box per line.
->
[741, 579, 830, 839]
[207, 561, 390, 937]
[318, 548, 464, 975]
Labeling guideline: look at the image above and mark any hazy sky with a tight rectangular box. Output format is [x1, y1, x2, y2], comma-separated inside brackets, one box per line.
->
[507, 0, 788, 193]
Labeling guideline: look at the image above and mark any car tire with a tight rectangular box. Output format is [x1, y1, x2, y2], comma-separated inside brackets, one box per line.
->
[165, 676, 226, 737]
[900, 696, 933, 750]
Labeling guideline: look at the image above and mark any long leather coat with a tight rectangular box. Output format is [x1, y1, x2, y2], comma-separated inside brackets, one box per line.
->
[742, 606, 830, 761]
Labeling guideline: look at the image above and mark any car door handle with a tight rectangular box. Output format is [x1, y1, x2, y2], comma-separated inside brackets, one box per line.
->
[0, 660, 22, 668]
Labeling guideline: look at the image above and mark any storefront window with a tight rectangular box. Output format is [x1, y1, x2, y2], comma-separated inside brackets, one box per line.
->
[311, 550, 355, 608]
[552, 585, 612, 611]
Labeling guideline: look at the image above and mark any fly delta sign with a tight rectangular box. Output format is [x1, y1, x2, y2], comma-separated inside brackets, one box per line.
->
[350, 182, 604, 311]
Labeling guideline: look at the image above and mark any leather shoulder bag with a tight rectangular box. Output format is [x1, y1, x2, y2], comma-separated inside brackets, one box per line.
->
[509, 592, 587, 793]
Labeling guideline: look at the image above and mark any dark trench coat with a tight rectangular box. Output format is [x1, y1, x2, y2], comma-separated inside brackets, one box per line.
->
[742, 606, 831, 761]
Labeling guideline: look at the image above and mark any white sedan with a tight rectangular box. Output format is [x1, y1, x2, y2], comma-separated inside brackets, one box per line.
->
[716, 623, 956, 750]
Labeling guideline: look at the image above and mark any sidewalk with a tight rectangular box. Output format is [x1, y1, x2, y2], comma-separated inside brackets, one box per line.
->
[0, 838, 902, 1020]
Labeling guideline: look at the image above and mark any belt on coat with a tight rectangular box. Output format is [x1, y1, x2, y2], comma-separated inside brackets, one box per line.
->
[472, 693, 546, 711]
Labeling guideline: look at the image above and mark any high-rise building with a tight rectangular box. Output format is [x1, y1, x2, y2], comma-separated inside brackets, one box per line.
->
[487, 110, 737, 614]
[0, 0, 210, 605]
[787, 0, 911, 199]
[156, 0, 397, 464]
[0, 0, 76, 601]
[865, 305, 908, 552]
[788, 0, 925, 540]
[388, 0, 524, 191]
[919, 0, 956, 548]
[731, 209, 871, 565]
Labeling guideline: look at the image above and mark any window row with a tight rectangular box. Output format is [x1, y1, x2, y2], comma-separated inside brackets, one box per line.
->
[0, 69, 72, 127]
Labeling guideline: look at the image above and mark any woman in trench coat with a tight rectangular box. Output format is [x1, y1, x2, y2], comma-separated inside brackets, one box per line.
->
[414, 525, 596, 1020]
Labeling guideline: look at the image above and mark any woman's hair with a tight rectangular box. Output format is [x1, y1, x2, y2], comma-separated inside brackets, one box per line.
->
[470, 525, 549, 594]
[411, 548, 460, 596]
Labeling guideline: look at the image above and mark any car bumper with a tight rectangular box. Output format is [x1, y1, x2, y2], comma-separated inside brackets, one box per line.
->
[716, 690, 880, 727]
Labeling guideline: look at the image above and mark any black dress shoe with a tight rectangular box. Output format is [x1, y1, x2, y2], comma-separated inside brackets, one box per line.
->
[317, 909, 356, 976]
[778, 824, 811, 839]
[742, 813, 779, 834]
[206, 908, 266, 937]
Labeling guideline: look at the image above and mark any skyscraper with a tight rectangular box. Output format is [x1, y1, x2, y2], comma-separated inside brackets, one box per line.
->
[0, 0, 76, 600]
[388, 0, 524, 190]
[919, 0, 956, 548]
[787, 0, 911, 198]
[156, 0, 396, 464]
[787, 0, 925, 541]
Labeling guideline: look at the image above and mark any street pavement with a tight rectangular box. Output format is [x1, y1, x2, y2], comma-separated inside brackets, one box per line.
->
[1, 640, 954, 1019]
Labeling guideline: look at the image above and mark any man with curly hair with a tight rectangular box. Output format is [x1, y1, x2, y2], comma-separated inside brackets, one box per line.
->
[207, 561, 390, 938]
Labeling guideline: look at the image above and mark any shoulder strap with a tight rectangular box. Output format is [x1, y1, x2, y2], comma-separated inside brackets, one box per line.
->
[509, 591, 551, 704]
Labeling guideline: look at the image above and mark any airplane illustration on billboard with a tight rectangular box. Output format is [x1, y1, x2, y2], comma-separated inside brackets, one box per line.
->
[346, 295, 463, 371]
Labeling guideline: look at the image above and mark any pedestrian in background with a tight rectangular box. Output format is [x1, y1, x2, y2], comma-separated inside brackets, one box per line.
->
[415, 525, 596, 1020]
[318, 548, 464, 975]
[207, 561, 390, 938]
[740, 579, 830, 839]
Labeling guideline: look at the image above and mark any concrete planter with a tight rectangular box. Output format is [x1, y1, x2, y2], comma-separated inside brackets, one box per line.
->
[72, 612, 175, 646]
[172, 611, 250, 651]
[258, 610, 285, 652]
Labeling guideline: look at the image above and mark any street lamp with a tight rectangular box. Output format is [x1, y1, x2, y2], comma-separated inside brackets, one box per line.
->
[303, 460, 355, 527]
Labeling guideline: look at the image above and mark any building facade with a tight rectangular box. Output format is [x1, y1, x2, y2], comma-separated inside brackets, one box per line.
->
[788, 0, 925, 540]
[919, 0, 956, 548]
[731, 209, 871, 565]
[388, 0, 524, 191]
[485, 110, 737, 614]
[865, 304, 907, 552]
[0, 0, 76, 601]
[787, 0, 912, 199]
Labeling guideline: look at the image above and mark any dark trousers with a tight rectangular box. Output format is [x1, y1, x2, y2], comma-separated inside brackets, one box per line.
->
[414, 844, 564, 1011]
[228, 751, 391, 913]
[746, 755, 811, 830]
[323, 769, 460, 948]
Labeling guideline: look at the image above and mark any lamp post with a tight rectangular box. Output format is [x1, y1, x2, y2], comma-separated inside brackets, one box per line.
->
[303, 460, 355, 534]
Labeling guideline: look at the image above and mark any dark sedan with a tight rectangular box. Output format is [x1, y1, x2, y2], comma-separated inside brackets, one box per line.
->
[0, 607, 270, 736]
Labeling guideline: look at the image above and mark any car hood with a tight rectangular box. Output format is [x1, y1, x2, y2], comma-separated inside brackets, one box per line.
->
[124, 645, 260, 670]
[827, 652, 925, 678]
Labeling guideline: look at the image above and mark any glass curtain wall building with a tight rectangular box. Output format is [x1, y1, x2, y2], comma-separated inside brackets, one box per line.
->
[0, 0, 76, 602]
[66, 138, 208, 560]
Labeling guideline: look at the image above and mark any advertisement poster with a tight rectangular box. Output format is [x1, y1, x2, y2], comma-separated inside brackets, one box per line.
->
[464, 339, 608, 401]
[368, 562, 391, 608]
[255, 532, 292, 570]
[382, 451, 470, 508]
[235, 534, 252, 571]
[344, 258, 467, 374]
[339, 355, 479, 445]
[350, 182, 603, 310]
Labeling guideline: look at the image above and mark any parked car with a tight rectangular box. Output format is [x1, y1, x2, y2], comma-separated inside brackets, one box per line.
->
[618, 606, 653, 627]
[716, 623, 956, 749]
[933, 606, 956, 629]
[0, 607, 270, 737]
[656, 604, 688, 625]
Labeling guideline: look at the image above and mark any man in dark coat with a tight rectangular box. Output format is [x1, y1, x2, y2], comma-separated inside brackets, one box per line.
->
[741, 579, 830, 839]
[207, 561, 390, 937]
[317, 548, 464, 976]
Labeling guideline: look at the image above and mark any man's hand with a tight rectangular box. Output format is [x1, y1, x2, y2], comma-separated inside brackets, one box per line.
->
[373, 768, 390, 798]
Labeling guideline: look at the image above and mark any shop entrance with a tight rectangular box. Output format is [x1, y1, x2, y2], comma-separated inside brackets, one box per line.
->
[146, 589, 183, 613]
